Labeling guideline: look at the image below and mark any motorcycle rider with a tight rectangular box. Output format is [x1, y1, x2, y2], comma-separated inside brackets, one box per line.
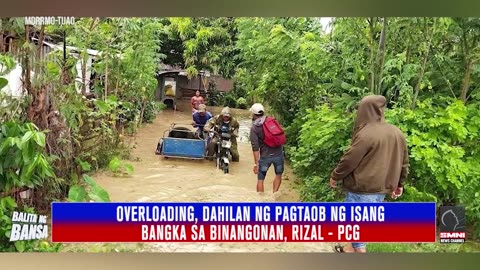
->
[192, 104, 212, 139]
[204, 107, 240, 162]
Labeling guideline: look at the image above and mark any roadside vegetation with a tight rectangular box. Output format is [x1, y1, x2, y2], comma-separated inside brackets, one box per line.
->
[1, 17, 479, 252]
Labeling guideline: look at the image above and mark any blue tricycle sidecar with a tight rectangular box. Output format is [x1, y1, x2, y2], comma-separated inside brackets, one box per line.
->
[155, 123, 207, 160]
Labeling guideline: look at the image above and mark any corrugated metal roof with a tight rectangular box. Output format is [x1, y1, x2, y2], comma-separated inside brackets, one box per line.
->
[31, 37, 122, 58]
[156, 70, 182, 76]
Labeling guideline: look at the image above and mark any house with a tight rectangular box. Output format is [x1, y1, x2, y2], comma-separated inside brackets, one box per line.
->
[155, 64, 234, 110]
[2, 32, 235, 108]
[1, 33, 103, 99]
[34, 38, 101, 96]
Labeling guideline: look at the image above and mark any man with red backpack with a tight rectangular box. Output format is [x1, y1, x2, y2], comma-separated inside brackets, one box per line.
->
[249, 103, 286, 193]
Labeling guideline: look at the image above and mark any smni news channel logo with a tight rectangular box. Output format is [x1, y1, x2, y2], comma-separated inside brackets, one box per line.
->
[439, 206, 466, 243]
[9, 211, 49, 242]
[24, 16, 76, 26]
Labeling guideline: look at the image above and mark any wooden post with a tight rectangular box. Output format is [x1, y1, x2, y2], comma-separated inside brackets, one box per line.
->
[198, 73, 201, 94]
[63, 30, 66, 64]
[105, 60, 108, 101]
[0, 18, 3, 53]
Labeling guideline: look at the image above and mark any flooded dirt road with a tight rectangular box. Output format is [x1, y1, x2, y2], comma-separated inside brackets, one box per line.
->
[65, 101, 332, 252]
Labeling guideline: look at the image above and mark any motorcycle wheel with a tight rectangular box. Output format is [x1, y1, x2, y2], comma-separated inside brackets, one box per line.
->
[223, 163, 229, 174]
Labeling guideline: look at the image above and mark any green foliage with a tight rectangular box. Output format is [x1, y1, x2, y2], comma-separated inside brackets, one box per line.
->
[141, 101, 166, 124]
[0, 53, 16, 76]
[0, 91, 28, 123]
[108, 157, 134, 177]
[289, 105, 354, 201]
[367, 242, 480, 253]
[0, 77, 7, 89]
[232, 17, 480, 238]
[385, 98, 480, 236]
[115, 19, 163, 126]
[0, 196, 62, 252]
[386, 99, 474, 200]
[0, 196, 17, 251]
[62, 243, 145, 253]
[289, 97, 480, 239]
[206, 88, 226, 107]
[235, 18, 335, 126]
[3, 17, 480, 247]
[68, 175, 111, 202]
[236, 97, 247, 109]
[400, 185, 438, 202]
[299, 176, 338, 202]
[224, 92, 237, 108]
[0, 122, 55, 193]
[167, 18, 238, 79]
[236, 18, 303, 125]
[1, 54, 27, 123]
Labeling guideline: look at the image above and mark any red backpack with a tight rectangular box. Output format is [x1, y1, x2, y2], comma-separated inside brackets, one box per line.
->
[262, 117, 286, 147]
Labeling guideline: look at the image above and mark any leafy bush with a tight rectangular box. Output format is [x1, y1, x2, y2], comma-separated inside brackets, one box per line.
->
[68, 175, 111, 202]
[117, 100, 140, 125]
[290, 97, 480, 239]
[207, 89, 226, 107]
[289, 105, 354, 201]
[386, 98, 480, 236]
[387, 98, 473, 200]
[0, 122, 56, 193]
[236, 97, 248, 109]
[108, 157, 134, 177]
[367, 242, 479, 253]
[224, 93, 237, 108]
[0, 196, 62, 252]
[139, 101, 166, 124]
[0, 54, 16, 76]
[0, 77, 7, 90]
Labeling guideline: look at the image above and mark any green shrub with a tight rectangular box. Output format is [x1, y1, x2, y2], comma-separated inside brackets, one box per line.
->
[290, 97, 480, 239]
[0, 196, 63, 252]
[236, 97, 248, 109]
[224, 92, 237, 108]
[387, 98, 480, 239]
[289, 105, 354, 202]
[141, 101, 166, 123]
[0, 122, 56, 193]
[207, 89, 226, 107]
[68, 174, 111, 202]
[108, 157, 134, 177]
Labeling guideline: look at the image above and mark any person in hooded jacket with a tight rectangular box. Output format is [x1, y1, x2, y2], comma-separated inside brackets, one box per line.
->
[204, 107, 240, 162]
[330, 95, 409, 253]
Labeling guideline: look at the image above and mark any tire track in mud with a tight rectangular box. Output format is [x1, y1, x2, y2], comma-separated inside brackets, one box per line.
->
[66, 101, 333, 252]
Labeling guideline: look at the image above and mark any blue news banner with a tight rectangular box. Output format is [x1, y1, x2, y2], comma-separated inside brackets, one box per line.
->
[51, 202, 437, 243]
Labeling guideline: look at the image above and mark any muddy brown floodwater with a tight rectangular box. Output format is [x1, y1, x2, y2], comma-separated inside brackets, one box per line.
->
[63, 101, 333, 253]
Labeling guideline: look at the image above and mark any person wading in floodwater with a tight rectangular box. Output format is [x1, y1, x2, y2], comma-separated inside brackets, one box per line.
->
[192, 104, 212, 139]
[191, 90, 205, 113]
[329, 95, 409, 253]
[249, 103, 287, 193]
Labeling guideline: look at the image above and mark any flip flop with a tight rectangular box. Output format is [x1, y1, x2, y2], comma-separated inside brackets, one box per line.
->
[334, 245, 345, 253]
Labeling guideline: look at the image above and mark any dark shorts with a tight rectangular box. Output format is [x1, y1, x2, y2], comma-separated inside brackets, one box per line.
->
[257, 155, 284, 180]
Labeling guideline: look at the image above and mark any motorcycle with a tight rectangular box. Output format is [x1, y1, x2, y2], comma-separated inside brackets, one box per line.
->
[209, 125, 232, 174]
